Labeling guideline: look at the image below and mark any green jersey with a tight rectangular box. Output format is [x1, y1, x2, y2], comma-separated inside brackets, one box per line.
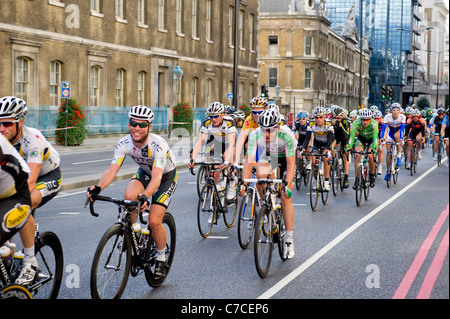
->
[348, 118, 379, 150]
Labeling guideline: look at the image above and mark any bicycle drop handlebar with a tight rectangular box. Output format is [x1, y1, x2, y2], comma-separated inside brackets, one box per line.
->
[84, 194, 147, 225]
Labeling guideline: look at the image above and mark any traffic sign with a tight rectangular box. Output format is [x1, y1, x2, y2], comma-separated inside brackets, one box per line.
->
[61, 81, 71, 98]
[226, 93, 233, 100]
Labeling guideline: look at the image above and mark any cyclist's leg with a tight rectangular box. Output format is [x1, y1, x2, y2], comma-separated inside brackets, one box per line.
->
[124, 169, 147, 223]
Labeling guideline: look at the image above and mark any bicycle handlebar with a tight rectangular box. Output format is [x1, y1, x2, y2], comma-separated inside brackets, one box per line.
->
[85, 194, 147, 225]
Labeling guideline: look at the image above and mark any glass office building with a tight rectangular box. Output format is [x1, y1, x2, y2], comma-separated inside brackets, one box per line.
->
[327, 0, 421, 109]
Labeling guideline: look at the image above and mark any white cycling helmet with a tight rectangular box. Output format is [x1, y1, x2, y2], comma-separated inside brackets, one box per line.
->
[391, 103, 401, 110]
[266, 103, 279, 112]
[411, 109, 421, 117]
[370, 105, 379, 112]
[312, 106, 327, 117]
[258, 109, 281, 128]
[333, 106, 347, 116]
[350, 110, 358, 118]
[0, 96, 28, 120]
[372, 110, 383, 119]
[207, 101, 224, 115]
[358, 108, 373, 119]
[128, 105, 154, 124]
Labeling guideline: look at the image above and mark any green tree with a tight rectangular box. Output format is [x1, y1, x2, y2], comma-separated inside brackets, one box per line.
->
[416, 96, 430, 110]
[55, 98, 88, 146]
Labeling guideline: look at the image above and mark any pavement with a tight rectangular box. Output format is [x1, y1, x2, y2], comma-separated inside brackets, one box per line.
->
[51, 132, 194, 191]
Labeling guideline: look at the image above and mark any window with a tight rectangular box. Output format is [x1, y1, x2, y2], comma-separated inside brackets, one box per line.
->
[16, 57, 29, 101]
[158, 0, 165, 30]
[137, 0, 146, 24]
[192, 0, 198, 39]
[239, 9, 244, 48]
[90, 0, 100, 12]
[90, 66, 100, 106]
[228, 6, 234, 46]
[115, 0, 124, 19]
[206, 0, 212, 42]
[50, 61, 61, 106]
[176, 0, 183, 34]
[305, 68, 312, 88]
[249, 14, 254, 51]
[138, 71, 146, 105]
[116, 69, 125, 107]
[305, 36, 312, 56]
[269, 68, 277, 87]
[206, 78, 213, 106]
[269, 36, 278, 56]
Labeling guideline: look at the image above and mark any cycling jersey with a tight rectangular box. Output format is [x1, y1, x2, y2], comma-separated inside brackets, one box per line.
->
[0, 135, 30, 199]
[291, 120, 308, 146]
[432, 115, 448, 134]
[348, 118, 379, 151]
[200, 118, 237, 144]
[246, 126, 297, 158]
[0, 134, 31, 246]
[381, 113, 406, 141]
[242, 115, 259, 131]
[13, 126, 60, 177]
[303, 120, 334, 150]
[332, 117, 352, 143]
[113, 133, 177, 175]
[405, 117, 425, 138]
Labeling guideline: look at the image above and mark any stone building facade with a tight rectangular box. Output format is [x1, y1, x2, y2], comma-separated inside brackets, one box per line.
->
[259, 0, 370, 114]
[0, 0, 259, 115]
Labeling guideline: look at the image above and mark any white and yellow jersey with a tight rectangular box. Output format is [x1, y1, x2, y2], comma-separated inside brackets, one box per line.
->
[200, 118, 237, 144]
[0, 134, 30, 199]
[112, 133, 177, 175]
[13, 126, 60, 177]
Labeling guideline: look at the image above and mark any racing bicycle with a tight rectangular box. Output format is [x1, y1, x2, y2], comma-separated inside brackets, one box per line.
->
[87, 194, 176, 299]
[352, 150, 373, 207]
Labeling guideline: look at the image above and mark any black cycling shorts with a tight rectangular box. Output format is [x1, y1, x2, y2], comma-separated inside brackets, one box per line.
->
[131, 168, 177, 209]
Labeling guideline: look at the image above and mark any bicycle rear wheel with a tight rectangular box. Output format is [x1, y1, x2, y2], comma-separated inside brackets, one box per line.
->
[196, 165, 208, 197]
[238, 188, 256, 249]
[223, 177, 238, 228]
[309, 165, 319, 211]
[197, 184, 216, 238]
[32, 231, 64, 299]
[410, 145, 415, 176]
[145, 212, 176, 288]
[90, 224, 132, 299]
[254, 205, 273, 278]
[295, 157, 302, 191]
[363, 167, 370, 201]
[437, 142, 443, 166]
[331, 158, 339, 196]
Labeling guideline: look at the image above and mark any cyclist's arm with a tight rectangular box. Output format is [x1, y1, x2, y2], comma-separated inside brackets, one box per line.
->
[225, 133, 236, 164]
[191, 132, 206, 161]
[380, 123, 388, 139]
[96, 163, 121, 191]
[302, 131, 312, 149]
[348, 123, 357, 149]
[235, 128, 250, 163]
[285, 155, 295, 190]
[371, 122, 379, 152]
[26, 162, 41, 193]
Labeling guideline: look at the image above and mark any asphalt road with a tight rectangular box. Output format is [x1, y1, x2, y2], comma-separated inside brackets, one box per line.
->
[26, 144, 449, 301]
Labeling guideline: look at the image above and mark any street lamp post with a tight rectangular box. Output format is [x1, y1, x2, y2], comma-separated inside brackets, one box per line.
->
[426, 50, 444, 108]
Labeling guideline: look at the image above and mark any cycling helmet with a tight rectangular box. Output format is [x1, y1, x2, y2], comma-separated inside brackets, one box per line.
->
[372, 110, 383, 119]
[224, 104, 231, 113]
[437, 108, 445, 115]
[258, 109, 281, 128]
[0, 96, 28, 120]
[358, 108, 373, 119]
[333, 106, 347, 116]
[411, 109, 421, 117]
[350, 110, 358, 118]
[266, 103, 279, 112]
[207, 101, 224, 115]
[297, 110, 309, 119]
[370, 105, 378, 112]
[390, 103, 401, 110]
[312, 106, 327, 117]
[128, 105, 154, 124]
[250, 97, 268, 109]
[231, 109, 246, 120]
[405, 106, 413, 115]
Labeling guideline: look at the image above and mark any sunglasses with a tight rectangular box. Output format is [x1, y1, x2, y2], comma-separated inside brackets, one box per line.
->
[314, 116, 324, 119]
[129, 120, 150, 128]
[208, 114, 221, 119]
[361, 119, 371, 122]
[252, 110, 264, 115]
[0, 120, 19, 128]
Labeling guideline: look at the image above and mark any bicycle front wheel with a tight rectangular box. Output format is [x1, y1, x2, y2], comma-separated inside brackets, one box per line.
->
[223, 177, 238, 228]
[145, 212, 176, 288]
[355, 167, 363, 207]
[309, 166, 319, 211]
[331, 158, 340, 196]
[363, 168, 370, 201]
[238, 188, 256, 249]
[254, 205, 273, 278]
[197, 184, 216, 238]
[33, 231, 64, 299]
[196, 165, 208, 197]
[90, 224, 132, 299]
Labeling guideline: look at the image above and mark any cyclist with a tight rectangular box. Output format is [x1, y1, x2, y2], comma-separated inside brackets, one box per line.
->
[331, 106, 351, 188]
[0, 96, 62, 285]
[432, 108, 447, 161]
[405, 109, 426, 168]
[234, 97, 268, 166]
[380, 102, 406, 180]
[0, 134, 32, 248]
[439, 108, 450, 166]
[189, 102, 237, 198]
[302, 106, 334, 191]
[86, 105, 177, 279]
[372, 110, 385, 175]
[346, 108, 378, 189]
[350, 110, 358, 121]
[292, 110, 311, 170]
[240, 108, 297, 259]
